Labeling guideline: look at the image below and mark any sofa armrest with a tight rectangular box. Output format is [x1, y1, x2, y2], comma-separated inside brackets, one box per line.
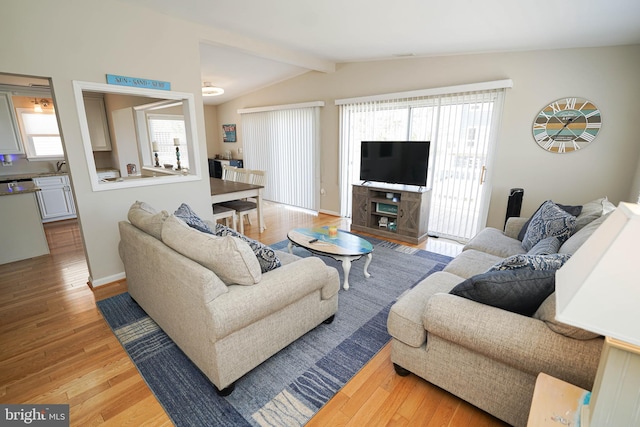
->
[423, 293, 603, 390]
[504, 216, 529, 239]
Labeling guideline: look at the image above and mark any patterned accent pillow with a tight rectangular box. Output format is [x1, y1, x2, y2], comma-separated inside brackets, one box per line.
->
[174, 203, 213, 234]
[214, 223, 282, 273]
[518, 202, 582, 241]
[522, 200, 577, 251]
[488, 253, 572, 272]
[527, 236, 561, 256]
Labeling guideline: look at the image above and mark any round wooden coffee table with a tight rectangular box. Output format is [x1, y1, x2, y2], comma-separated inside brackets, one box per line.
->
[287, 227, 373, 290]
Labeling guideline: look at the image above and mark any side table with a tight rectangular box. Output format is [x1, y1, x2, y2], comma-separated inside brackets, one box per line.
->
[527, 373, 591, 427]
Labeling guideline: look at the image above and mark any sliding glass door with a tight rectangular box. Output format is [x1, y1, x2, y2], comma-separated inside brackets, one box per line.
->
[338, 84, 508, 242]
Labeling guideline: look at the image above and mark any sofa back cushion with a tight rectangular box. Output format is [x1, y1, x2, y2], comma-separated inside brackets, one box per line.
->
[162, 215, 261, 286]
[127, 201, 168, 240]
[559, 211, 612, 255]
[534, 293, 600, 340]
[574, 197, 616, 232]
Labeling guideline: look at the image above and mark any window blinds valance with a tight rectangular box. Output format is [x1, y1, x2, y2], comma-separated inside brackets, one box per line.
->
[238, 101, 325, 114]
[335, 79, 513, 105]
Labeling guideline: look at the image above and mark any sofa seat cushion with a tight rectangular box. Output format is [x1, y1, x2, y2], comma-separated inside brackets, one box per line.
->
[463, 227, 527, 258]
[127, 201, 168, 240]
[209, 257, 339, 338]
[387, 271, 463, 348]
[162, 215, 262, 286]
[443, 249, 503, 279]
[449, 269, 556, 316]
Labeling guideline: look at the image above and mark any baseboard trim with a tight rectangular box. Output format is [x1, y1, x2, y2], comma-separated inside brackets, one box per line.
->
[319, 209, 341, 217]
[89, 272, 126, 288]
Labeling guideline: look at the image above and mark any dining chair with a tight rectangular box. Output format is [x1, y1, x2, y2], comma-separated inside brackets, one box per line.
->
[222, 164, 242, 182]
[212, 204, 237, 230]
[220, 169, 267, 234]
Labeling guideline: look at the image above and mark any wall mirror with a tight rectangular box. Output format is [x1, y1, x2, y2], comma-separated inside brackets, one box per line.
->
[72, 80, 201, 191]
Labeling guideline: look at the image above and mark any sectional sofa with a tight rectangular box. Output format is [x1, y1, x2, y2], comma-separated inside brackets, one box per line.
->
[387, 198, 614, 426]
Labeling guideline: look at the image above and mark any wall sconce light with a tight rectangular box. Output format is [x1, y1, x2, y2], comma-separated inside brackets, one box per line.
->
[202, 82, 224, 97]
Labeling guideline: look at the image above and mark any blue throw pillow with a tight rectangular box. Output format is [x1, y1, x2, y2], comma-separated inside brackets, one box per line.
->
[450, 269, 556, 316]
[522, 200, 576, 251]
[526, 236, 561, 256]
[488, 253, 571, 272]
[174, 203, 214, 234]
[214, 224, 281, 273]
[518, 202, 582, 241]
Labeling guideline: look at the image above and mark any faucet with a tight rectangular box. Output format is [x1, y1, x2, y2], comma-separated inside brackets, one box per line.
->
[56, 161, 66, 172]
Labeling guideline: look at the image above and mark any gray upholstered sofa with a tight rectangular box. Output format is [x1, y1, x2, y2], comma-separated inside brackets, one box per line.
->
[387, 198, 615, 427]
[118, 202, 339, 394]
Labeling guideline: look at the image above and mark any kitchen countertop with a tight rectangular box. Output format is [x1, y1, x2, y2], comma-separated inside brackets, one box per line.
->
[0, 181, 41, 196]
[0, 171, 69, 182]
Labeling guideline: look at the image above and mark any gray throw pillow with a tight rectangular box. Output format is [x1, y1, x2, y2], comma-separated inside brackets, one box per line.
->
[522, 200, 576, 251]
[214, 223, 282, 273]
[450, 269, 556, 316]
[488, 253, 571, 272]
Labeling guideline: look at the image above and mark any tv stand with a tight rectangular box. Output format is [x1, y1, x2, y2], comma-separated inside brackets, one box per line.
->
[351, 183, 432, 244]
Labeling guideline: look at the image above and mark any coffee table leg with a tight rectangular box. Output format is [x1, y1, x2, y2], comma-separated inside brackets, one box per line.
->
[341, 257, 352, 290]
[363, 252, 372, 278]
[287, 241, 293, 254]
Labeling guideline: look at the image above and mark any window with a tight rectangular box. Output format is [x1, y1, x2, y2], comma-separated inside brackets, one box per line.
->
[16, 108, 63, 159]
[147, 114, 189, 169]
[239, 102, 323, 211]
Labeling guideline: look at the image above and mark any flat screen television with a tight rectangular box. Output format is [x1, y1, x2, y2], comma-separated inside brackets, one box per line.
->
[360, 141, 430, 186]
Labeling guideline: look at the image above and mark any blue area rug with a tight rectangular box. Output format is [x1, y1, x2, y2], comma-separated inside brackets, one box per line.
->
[97, 237, 452, 426]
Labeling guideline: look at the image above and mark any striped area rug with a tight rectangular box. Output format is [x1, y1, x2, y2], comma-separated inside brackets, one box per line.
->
[97, 237, 452, 426]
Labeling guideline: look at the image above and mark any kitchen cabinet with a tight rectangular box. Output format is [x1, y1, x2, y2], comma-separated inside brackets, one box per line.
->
[0, 91, 23, 154]
[33, 175, 77, 222]
[208, 158, 243, 178]
[83, 94, 112, 151]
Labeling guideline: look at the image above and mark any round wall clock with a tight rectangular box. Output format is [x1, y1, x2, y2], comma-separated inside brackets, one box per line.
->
[532, 97, 602, 153]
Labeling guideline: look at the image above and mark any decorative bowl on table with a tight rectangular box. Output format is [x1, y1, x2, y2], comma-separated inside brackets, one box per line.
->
[163, 164, 173, 169]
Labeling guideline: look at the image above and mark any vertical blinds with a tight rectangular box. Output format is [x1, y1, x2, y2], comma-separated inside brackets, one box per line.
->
[338, 81, 510, 241]
[239, 103, 322, 211]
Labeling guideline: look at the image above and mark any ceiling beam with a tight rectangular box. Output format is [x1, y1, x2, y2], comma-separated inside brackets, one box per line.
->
[198, 25, 336, 74]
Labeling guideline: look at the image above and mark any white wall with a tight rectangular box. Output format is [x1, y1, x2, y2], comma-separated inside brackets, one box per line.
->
[216, 45, 640, 228]
[1, 0, 213, 285]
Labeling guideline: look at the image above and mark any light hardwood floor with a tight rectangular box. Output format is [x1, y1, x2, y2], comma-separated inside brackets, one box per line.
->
[0, 202, 508, 426]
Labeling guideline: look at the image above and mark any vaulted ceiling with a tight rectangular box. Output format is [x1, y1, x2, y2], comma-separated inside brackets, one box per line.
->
[120, 0, 640, 104]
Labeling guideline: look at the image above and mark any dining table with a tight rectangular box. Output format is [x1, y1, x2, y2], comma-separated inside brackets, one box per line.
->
[209, 177, 265, 232]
